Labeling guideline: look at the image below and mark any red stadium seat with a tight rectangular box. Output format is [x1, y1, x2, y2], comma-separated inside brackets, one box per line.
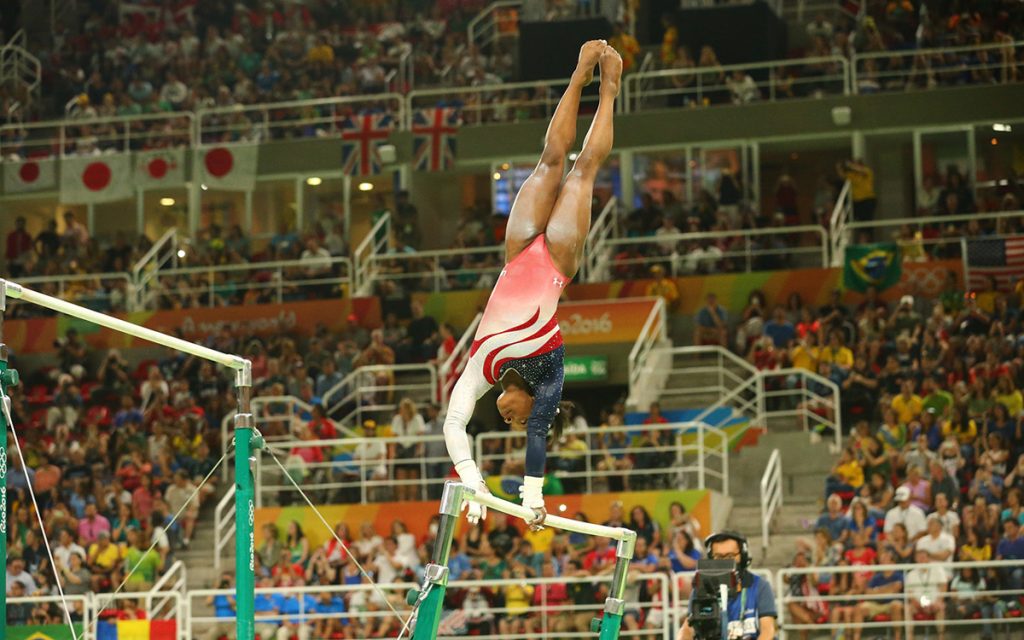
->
[872, 614, 892, 622]
[29, 407, 48, 429]
[27, 384, 52, 405]
[79, 381, 96, 401]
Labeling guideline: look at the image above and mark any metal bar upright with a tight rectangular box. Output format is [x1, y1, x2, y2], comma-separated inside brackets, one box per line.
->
[232, 361, 261, 640]
[410, 481, 465, 640]
[595, 531, 637, 640]
[0, 279, 12, 630]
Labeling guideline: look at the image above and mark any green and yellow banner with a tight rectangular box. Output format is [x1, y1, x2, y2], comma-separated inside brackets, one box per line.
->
[843, 243, 902, 292]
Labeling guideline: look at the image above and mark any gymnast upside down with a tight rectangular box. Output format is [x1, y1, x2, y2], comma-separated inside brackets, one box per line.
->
[444, 40, 622, 530]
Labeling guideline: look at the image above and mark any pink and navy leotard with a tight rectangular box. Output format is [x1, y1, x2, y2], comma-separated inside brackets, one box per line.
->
[443, 235, 568, 476]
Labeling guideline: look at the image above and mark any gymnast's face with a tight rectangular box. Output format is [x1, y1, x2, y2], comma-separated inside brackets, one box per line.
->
[497, 385, 532, 427]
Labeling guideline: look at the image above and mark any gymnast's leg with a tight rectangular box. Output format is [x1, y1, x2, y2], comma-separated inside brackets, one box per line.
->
[544, 46, 621, 279]
[503, 39, 606, 263]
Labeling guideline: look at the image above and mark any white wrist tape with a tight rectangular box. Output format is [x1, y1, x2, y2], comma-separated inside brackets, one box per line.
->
[521, 475, 545, 509]
[455, 460, 483, 488]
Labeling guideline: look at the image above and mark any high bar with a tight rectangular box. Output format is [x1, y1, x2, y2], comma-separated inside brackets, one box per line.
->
[1, 279, 245, 371]
[467, 487, 635, 542]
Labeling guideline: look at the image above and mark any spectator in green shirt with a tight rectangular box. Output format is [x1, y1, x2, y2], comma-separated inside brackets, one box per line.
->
[921, 375, 954, 419]
[123, 528, 163, 591]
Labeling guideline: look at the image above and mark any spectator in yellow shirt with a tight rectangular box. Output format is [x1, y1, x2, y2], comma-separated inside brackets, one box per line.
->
[836, 158, 877, 221]
[993, 374, 1023, 417]
[307, 36, 335, 66]
[891, 379, 923, 425]
[660, 14, 678, 66]
[825, 446, 864, 499]
[819, 330, 854, 372]
[644, 265, 679, 309]
[609, 22, 641, 72]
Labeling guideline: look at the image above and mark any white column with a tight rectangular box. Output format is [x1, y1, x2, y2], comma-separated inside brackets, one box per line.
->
[619, 150, 634, 211]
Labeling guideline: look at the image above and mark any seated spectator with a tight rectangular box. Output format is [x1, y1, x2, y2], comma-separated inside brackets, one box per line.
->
[904, 548, 949, 640]
[817, 493, 849, 542]
[853, 548, 905, 640]
[885, 486, 928, 541]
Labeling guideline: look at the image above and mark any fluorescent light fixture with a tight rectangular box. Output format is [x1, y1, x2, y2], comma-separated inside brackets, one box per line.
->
[176, 249, 186, 258]
[492, 172, 502, 180]
[993, 123, 1012, 132]
[358, 182, 373, 192]
[200, 184, 209, 191]
[160, 197, 175, 206]
[306, 177, 322, 186]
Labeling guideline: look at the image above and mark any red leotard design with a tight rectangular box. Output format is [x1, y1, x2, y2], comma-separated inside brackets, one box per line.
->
[469, 235, 568, 384]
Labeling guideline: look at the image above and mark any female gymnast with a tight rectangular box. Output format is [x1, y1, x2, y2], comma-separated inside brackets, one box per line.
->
[444, 40, 622, 529]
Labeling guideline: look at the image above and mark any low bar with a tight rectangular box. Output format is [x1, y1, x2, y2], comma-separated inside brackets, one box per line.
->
[1, 279, 245, 370]
[468, 487, 633, 541]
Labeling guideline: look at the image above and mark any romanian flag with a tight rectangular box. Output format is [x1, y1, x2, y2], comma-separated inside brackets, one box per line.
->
[96, 620, 176, 640]
[7, 625, 85, 640]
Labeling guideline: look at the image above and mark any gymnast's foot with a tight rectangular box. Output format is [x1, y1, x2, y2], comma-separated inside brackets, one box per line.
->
[599, 46, 622, 97]
[574, 39, 607, 87]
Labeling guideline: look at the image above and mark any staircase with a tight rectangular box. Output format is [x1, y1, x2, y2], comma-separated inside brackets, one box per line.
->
[723, 429, 837, 571]
[0, 30, 42, 115]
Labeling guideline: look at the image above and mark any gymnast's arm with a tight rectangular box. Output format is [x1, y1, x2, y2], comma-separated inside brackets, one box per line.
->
[520, 357, 564, 517]
[442, 364, 492, 486]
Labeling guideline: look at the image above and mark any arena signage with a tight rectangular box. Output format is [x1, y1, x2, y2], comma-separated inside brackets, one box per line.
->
[562, 355, 609, 381]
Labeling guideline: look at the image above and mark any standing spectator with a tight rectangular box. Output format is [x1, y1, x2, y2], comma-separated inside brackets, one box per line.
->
[164, 471, 199, 547]
[5, 216, 33, 277]
[904, 548, 948, 640]
[390, 398, 427, 502]
[609, 22, 640, 72]
[645, 265, 680, 310]
[836, 159, 877, 221]
[61, 211, 89, 253]
[695, 293, 728, 347]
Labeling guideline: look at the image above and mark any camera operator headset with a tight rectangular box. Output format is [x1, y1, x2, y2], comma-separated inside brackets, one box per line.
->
[677, 531, 778, 640]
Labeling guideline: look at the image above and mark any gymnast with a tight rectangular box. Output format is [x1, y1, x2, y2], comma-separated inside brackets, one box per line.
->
[444, 40, 622, 530]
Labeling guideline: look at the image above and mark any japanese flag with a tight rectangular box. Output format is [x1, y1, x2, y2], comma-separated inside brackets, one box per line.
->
[136, 148, 185, 189]
[200, 144, 258, 190]
[3, 157, 57, 193]
[60, 154, 134, 204]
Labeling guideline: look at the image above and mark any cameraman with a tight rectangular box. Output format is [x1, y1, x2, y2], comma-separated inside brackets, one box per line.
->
[678, 532, 778, 640]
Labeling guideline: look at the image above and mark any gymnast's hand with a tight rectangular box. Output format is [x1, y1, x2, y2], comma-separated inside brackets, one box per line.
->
[464, 481, 490, 525]
[519, 476, 546, 531]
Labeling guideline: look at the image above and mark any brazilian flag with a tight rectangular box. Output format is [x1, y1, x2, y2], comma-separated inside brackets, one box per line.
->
[843, 243, 902, 292]
[7, 625, 85, 640]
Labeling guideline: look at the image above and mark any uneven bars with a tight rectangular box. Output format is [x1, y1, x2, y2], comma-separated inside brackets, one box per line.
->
[1, 279, 244, 370]
[466, 487, 634, 541]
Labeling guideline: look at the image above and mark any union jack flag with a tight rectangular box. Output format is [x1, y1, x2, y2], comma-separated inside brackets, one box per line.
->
[412, 107, 460, 172]
[340, 113, 394, 176]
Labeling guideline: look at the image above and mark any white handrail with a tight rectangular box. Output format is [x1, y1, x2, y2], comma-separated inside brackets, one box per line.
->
[440, 311, 483, 409]
[148, 559, 187, 622]
[364, 244, 504, 293]
[352, 211, 391, 296]
[467, 1, 523, 51]
[582, 197, 619, 282]
[759, 448, 782, 558]
[627, 296, 669, 409]
[213, 485, 236, 572]
[321, 362, 437, 427]
[759, 367, 844, 450]
[850, 39, 1024, 94]
[828, 179, 851, 266]
[132, 228, 178, 310]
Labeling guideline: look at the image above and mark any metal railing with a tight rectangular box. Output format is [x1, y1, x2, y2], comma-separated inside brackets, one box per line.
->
[757, 367, 844, 450]
[828, 179, 851, 266]
[190, 573, 671, 640]
[12, 272, 135, 314]
[196, 93, 405, 144]
[851, 40, 1024, 95]
[624, 56, 850, 112]
[843, 207, 1024, 250]
[439, 311, 483, 410]
[259, 433, 452, 505]
[321, 363, 438, 428]
[353, 211, 391, 296]
[626, 296, 670, 410]
[131, 228, 179, 311]
[759, 448, 782, 558]
[467, 1, 523, 52]
[670, 569, 775, 637]
[406, 77, 605, 129]
[0, 29, 41, 110]
[143, 256, 353, 308]
[148, 560, 187, 622]
[0, 111, 195, 158]
[475, 421, 729, 496]
[581, 197, 620, 282]
[6, 594, 91, 637]
[776, 559, 1024, 640]
[362, 244, 505, 294]
[600, 224, 830, 278]
[657, 345, 764, 430]
[213, 485, 236, 572]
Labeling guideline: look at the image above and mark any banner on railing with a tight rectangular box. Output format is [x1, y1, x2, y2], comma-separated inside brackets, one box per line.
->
[843, 242, 901, 292]
[7, 624, 84, 640]
[255, 489, 710, 549]
[340, 113, 395, 176]
[135, 148, 185, 188]
[200, 144, 257, 190]
[3, 156, 57, 193]
[97, 619, 176, 640]
[4, 297, 381, 355]
[412, 107, 460, 171]
[60, 153, 133, 204]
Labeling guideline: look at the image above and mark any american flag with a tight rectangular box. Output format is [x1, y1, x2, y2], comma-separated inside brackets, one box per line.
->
[340, 113, 394, 176]
[412, 107, 460, 172]
[966, 236, 1024, 291]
